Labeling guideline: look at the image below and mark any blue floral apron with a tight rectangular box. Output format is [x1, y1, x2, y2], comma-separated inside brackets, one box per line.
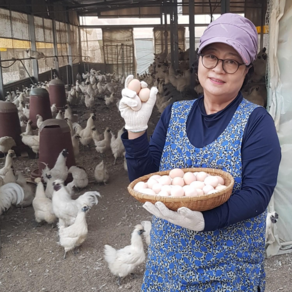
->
[142, 99, 266, 292]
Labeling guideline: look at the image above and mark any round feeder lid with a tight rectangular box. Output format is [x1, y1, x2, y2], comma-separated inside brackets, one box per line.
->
[0, 100, 17, 113]
[30, 87, 49, 97]
[39, 119, 70, 133]
[49, 77, 64, 86]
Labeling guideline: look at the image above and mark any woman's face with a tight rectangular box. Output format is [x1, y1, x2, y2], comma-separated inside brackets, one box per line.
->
[198, 43, 249, 102]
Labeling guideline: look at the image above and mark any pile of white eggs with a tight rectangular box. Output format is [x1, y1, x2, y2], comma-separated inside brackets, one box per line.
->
[134, 168, 227, 197]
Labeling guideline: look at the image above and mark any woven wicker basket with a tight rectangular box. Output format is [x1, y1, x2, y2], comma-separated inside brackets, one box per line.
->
[128, 168, 234, 211]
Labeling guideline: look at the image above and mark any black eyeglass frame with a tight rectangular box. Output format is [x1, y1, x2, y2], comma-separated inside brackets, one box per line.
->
[198, 53, 249, 74]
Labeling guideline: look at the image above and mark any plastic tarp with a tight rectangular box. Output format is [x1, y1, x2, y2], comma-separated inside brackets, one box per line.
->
[266, 0, 292, 257]
[102, 28, 135, 76]
[0, 8, 32, 84]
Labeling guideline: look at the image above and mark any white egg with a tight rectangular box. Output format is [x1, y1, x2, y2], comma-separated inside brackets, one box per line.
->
[215, 175, 225, 185]
[157, 190, 170, 196]
[183, 172, 197, 185]
[152, 183, 162, 194]
[216, 184, 227, 191]
[134, 181, 148, 191]
[147, 177, 158, 189]
[159, 175, 172, 186]
[151, 174, 161, 180]
[161, 185, 172, 195]
[169, 168, 184, 179]
[172, 177, 185, 187]
[196, 171, 208, 182]
[170, 185, 185, 197]
[204, 176, 219, 188]
[190, 181, 205, 189]
[184, 185, 198, 197]
[203, 184, 214, 194]
[196, 189, 204, 196]
[207, 190, 218, 195]
[140, 188, 156, 195]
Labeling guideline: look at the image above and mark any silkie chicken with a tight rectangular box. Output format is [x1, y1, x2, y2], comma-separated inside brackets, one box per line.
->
[73, 113, 96, 147]
[32, 178, 57, 225]
[110, 127, 125, 165]
[104, 224, 146, 285]
[0, 136, 16, 155]
[94, 160, 109, 184]
[266, 211, 279, 244]
[67, 166, 88, 189]
[58, 205, 89, 259]
[52, 179, 100, 227]
[15, 172, 35, 207]
[94, 127, 111, 155]
[0, 149, 15, 177]
[141, 221, 152, 246]
[0, 183, 24, 215]
[50, 149, 69, 181]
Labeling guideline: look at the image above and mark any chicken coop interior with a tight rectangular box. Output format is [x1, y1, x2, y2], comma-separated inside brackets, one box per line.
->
[0, 0, 292, 290]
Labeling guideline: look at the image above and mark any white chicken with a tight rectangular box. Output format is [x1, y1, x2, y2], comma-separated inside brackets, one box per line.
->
[94, 160, 109, 184]
[266, 211, 279, 244]
[51, 103, 58, 118]
[23, 120, 33, 135]
[32, 178, 57, 225]
[0, 149, 15, 177]
[0, 136, 16, 154]
[52, 179, 100, 226]
[84, 93, 95, 109]
[15, 172, 35, 207]
[71, 133, 81, 156]
[68, 166, 88, 189]
[104, 93, 115, 106]
[64, 104, 73, 121]
[94, 127, 111, 155]
[56, 110, 64, 120]
[0, 183, 24, 215]
[36, 114, 44, 129]
[50, 149, 69, 181]
[104, 224, 146, 285]
[141, 221, 152, 246]
[58, 205, 89, 259]
[3, 166, 16, 184]
[73, 113, 96, 147]
[21, 132, 40, 157]
[110, 127, 125, 165]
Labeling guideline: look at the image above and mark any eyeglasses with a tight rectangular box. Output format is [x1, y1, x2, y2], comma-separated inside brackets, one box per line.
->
[198, 53, 246, 74]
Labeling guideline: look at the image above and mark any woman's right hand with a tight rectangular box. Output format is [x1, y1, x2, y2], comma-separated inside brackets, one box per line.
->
[118, 75, 158, 133]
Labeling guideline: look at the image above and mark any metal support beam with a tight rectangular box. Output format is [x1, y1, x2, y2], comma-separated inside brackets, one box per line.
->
[189, 0, 195, 88]
[67, 23, 74, 84]
[221, 0, 230, 14]
[0, 53, 4, 100]
[170, 4, 175, 69]
[28, 14, 39, 82]
[173, 0, 179, 71]
[164, 11, 168, 56]
[52, 20, 59, 74]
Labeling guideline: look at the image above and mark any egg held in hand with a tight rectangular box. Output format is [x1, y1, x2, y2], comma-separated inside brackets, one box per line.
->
[139, 88, 150, 102]
[128, 79, 141, 94]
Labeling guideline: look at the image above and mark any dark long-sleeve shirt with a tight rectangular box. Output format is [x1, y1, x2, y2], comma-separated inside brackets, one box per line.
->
[122, 93, 281, 231]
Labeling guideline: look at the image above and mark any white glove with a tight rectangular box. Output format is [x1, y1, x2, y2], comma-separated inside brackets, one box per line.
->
[119, 75, 158, 133]
[143, 201, 205, 232]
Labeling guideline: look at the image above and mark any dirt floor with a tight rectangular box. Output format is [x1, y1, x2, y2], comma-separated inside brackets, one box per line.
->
[0, 89, 291, 292]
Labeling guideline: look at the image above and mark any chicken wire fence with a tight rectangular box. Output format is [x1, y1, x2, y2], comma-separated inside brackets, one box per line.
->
[0, 7, 80, 85]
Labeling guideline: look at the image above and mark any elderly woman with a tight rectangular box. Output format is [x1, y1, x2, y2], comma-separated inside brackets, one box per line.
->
[119, 13, 281, 291]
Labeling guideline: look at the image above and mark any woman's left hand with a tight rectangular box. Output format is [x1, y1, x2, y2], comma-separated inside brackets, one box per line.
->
[143, 202, 205, 231]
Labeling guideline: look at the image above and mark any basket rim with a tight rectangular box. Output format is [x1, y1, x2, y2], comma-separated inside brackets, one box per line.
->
[128, 167, 234, 203]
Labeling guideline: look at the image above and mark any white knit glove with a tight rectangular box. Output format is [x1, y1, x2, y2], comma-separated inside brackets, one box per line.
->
[119, 75, 158, 133]
[143, 202, 205, 232]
